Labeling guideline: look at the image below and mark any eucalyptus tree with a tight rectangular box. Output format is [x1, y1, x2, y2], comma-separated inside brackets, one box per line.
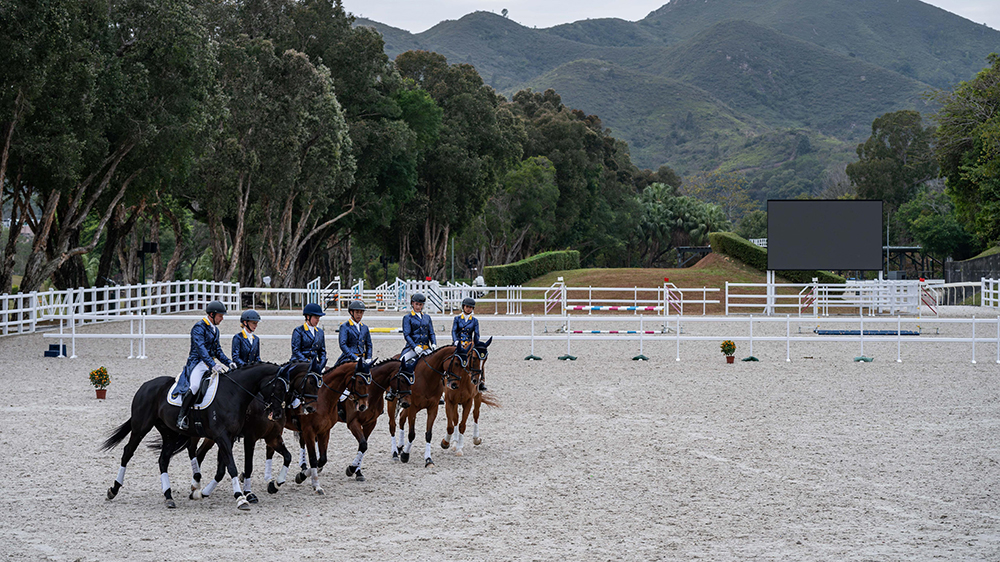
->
[395, 50, 525, 279]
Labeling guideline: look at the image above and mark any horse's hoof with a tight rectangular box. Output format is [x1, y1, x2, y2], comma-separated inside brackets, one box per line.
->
[441, 439, 450, 449]
[189, 488, 202, 501]
[346, 465, 356, 477]
[355, 470, 365, 482]
[236, 496, 250, 511]
[314, 487, 324, 496]
[246, 492, 258, 504]
[268, 481, 279, 494]
[400, 452, 409, 463]
[473, 437, 482, 446]
[316, 466, 324, 475]
[165, 498, 176, 509]
[392, 450, 399, 461]
[106, 488, 117, 501]
[425, 458, 434, 468]
[295, 472, 307, 484]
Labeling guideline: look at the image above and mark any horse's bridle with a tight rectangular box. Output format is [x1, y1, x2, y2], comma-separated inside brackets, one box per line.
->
[292, 370, 322, 408]
[346, 362, 372, 403]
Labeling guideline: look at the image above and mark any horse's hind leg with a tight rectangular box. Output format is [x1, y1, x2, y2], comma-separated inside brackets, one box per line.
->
[401, 408, 416, 464]
[316, 430, 329, 473]
[189, 438, 211, 500]
[453, 399, 474, 457]
[345, 420, 368, 481]
[214, 436, 250, 511]
[441, 399, 457, 450]
[388, 401, 400, 460]
[107, 417, 155, 501]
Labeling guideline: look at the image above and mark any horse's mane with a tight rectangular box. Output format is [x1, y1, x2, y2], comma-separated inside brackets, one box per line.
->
[373, 357, 399, 367]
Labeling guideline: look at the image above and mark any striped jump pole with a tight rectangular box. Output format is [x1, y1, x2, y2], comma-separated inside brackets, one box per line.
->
[568, 306, 664, 312]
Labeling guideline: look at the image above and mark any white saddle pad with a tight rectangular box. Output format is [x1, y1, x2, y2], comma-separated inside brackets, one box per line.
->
[167, 373, 221, 410]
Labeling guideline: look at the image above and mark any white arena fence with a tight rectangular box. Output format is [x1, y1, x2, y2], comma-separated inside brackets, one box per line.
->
[725, 278, 950, 317]
[38, 312, 1000, 365]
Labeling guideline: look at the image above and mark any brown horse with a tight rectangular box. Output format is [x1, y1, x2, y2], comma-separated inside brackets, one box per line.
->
[440, 339, 497, 456]
[387, 346, 462, 468]
[185, 363, 320, 503]
[332, 358, 409, 482]
[288, 360, 371, 494]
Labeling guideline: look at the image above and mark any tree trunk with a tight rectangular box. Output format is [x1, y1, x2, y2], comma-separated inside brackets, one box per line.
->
[160, 203, 184, 282]
[421, 218, 449, 280]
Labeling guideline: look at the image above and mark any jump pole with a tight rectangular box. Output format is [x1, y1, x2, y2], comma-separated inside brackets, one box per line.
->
[524, 314, 542, 361]
[558, 316, 576, 360]
[633, 315, 649, 361]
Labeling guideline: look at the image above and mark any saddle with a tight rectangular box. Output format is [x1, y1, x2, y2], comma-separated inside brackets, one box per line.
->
[166, 372, 220, 410]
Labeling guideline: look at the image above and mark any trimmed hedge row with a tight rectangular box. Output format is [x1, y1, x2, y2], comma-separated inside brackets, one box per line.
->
[484, 250, 581, 287]
[708, 232, 845, 284]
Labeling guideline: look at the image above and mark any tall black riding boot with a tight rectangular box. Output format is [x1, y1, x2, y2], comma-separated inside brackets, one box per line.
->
[177, 391, 196, 430]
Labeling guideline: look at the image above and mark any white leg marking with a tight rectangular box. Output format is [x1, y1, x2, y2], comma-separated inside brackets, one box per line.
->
[403, 438, 414, 454]
[277, 465, 288, 485]
[444, 430, 454, 444]
[424, 442, 432, 460]
[244, 476, 252, 494]
[264, 459, 273, 482]
[202, 478, 219, 497]
[472, 422, 480, 439]
[116, 466, 126, 486]
[351, 451, 364, 468]
[160, 473, 171, 493]
[232, 477, 243, 495]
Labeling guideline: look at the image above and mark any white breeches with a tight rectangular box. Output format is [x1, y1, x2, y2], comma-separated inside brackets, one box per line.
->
[189, 361, 210, 394]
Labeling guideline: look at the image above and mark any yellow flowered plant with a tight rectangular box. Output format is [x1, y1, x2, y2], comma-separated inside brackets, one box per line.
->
[89, 366, 111, 389]
[720, 340, 736, 356]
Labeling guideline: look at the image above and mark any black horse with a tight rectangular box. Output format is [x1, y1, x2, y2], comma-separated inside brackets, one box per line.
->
[101, 362, 284, 511]
[186, 363, 320, 503]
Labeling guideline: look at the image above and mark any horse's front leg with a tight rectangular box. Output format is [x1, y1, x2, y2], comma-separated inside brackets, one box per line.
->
[345, 418, 368, 481]
[455, 398, 474, 456]
[441, 396, 457, 450]
[157, 432, 184, 508]
[240, 435, 258, 504]
[316, 429, 330, 474]
[215, 436, 250, 511]
[188, 438, 210, 500]
[472, 392, 483, 446]
[387, 400, 400, 460]
[424, 402, 440, 468]
[294, 428, 323, 495]
[401, 407, 416, 464]
[266, 437, 292, 494]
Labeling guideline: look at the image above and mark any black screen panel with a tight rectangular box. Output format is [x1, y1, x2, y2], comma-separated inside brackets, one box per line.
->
[767, 200, 883, 270]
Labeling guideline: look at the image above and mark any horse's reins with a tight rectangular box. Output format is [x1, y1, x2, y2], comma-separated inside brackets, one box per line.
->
[222, 370, 287, 411]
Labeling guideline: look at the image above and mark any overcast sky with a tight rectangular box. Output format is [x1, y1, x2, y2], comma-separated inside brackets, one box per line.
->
[345, 0, 1000, 34]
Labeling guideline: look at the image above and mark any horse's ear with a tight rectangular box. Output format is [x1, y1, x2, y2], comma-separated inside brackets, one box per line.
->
[483, 336, 493, 348]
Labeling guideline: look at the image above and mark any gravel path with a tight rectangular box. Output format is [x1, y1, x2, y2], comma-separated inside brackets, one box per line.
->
[1, 309, 998, 561]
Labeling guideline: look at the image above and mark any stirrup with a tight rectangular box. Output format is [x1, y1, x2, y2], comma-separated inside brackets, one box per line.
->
[177, 414, 189, 430]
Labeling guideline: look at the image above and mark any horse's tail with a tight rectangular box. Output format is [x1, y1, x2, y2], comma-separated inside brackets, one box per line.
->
[147, 436, 192, 458]
[478, 393, 501, 408]
[100, 418, 133, 451]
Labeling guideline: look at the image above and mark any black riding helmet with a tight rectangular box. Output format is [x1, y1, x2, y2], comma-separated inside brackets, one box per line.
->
[206, 301, 226, 315]
[240, 310, 261, 323]
[462, 297, 476, 308]
[348, 300, 366, 312]
[411, 293, 426, 304]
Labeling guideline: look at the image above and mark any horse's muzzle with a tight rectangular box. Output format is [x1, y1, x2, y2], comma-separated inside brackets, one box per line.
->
[303, 404, 317, 414]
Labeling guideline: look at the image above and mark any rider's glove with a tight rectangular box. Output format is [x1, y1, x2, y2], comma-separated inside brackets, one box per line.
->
[229, 362, 237, 370]
[211, 363, 226, 375]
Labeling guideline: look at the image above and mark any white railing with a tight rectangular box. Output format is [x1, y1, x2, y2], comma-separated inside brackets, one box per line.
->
[750, 238, 767, 248]
[984, 279, 1000, 309]
[726, 279, 948, 316]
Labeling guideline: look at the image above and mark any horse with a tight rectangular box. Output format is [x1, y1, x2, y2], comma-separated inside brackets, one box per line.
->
[100, 362, 284, 511]
[288, 359, 372, 494]
[386, 345, 462, 468]
[183, 362, 320, 503]
[335, 358, 410, 482]
[440, 338, 498, 456]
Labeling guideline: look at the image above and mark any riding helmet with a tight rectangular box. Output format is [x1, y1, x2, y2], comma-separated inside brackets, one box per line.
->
[462, 297, 476, 308]
[303, 303, 325, 317]
[206, 301, 227, 315]
[348, 300, 366, 312]
[411, 293, 426, 304]
[240, 310, 261, 323]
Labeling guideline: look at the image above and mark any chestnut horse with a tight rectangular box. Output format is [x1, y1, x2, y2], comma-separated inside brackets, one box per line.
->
[335, 358, 410, 482]
[289, 360, 371, 494]
[185, 363, 320, 503]
[441, 338, 497, 456]
[387, 346, 462, 468]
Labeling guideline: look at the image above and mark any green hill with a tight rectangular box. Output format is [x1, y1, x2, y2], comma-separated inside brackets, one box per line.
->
[638, 0, 1000, 89]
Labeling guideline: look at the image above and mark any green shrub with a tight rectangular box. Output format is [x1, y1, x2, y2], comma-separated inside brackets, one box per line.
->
[708, 232, 845, 284]
[484, 250, 581, 286]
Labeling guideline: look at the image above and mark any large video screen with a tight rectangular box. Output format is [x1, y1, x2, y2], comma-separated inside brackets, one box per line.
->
[767, 200, 883, 271]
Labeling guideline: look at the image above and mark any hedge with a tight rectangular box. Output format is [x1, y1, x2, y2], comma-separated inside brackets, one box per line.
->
[483, 250, 581, 287]
[708, 232, 845, 284]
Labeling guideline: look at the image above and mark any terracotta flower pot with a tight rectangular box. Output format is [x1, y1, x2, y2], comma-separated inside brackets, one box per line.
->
[95, 388, 107, 399]
[726, 356, 735, 364]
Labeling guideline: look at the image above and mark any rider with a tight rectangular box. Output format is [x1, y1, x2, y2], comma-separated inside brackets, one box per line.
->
[176, 301, 235, 430]
[452, 297, 486, 392]
[231, 310, 262, 367]
[334, 300, 373, 419]
[386, 292, 436, 402]
[291, 303, 327, 374]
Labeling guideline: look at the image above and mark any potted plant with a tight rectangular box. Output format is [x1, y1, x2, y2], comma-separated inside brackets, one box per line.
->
[90, 366, 110, 399]
[720, 340, 736, 364]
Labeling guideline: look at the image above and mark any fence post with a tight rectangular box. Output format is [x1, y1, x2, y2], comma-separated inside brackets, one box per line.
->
[786, 315, 790, 362]
[897, 316, 902, 363]
[725, 282, 729, 316]
[559, 316, 576, 361]
[525, 314, 541, 361]
[675, 316, 681, 362]
[70, 289, 77, 359]
[971, 316, 977, 364]
[748, 315, 754, 358]
[633, 315, 648, 361]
